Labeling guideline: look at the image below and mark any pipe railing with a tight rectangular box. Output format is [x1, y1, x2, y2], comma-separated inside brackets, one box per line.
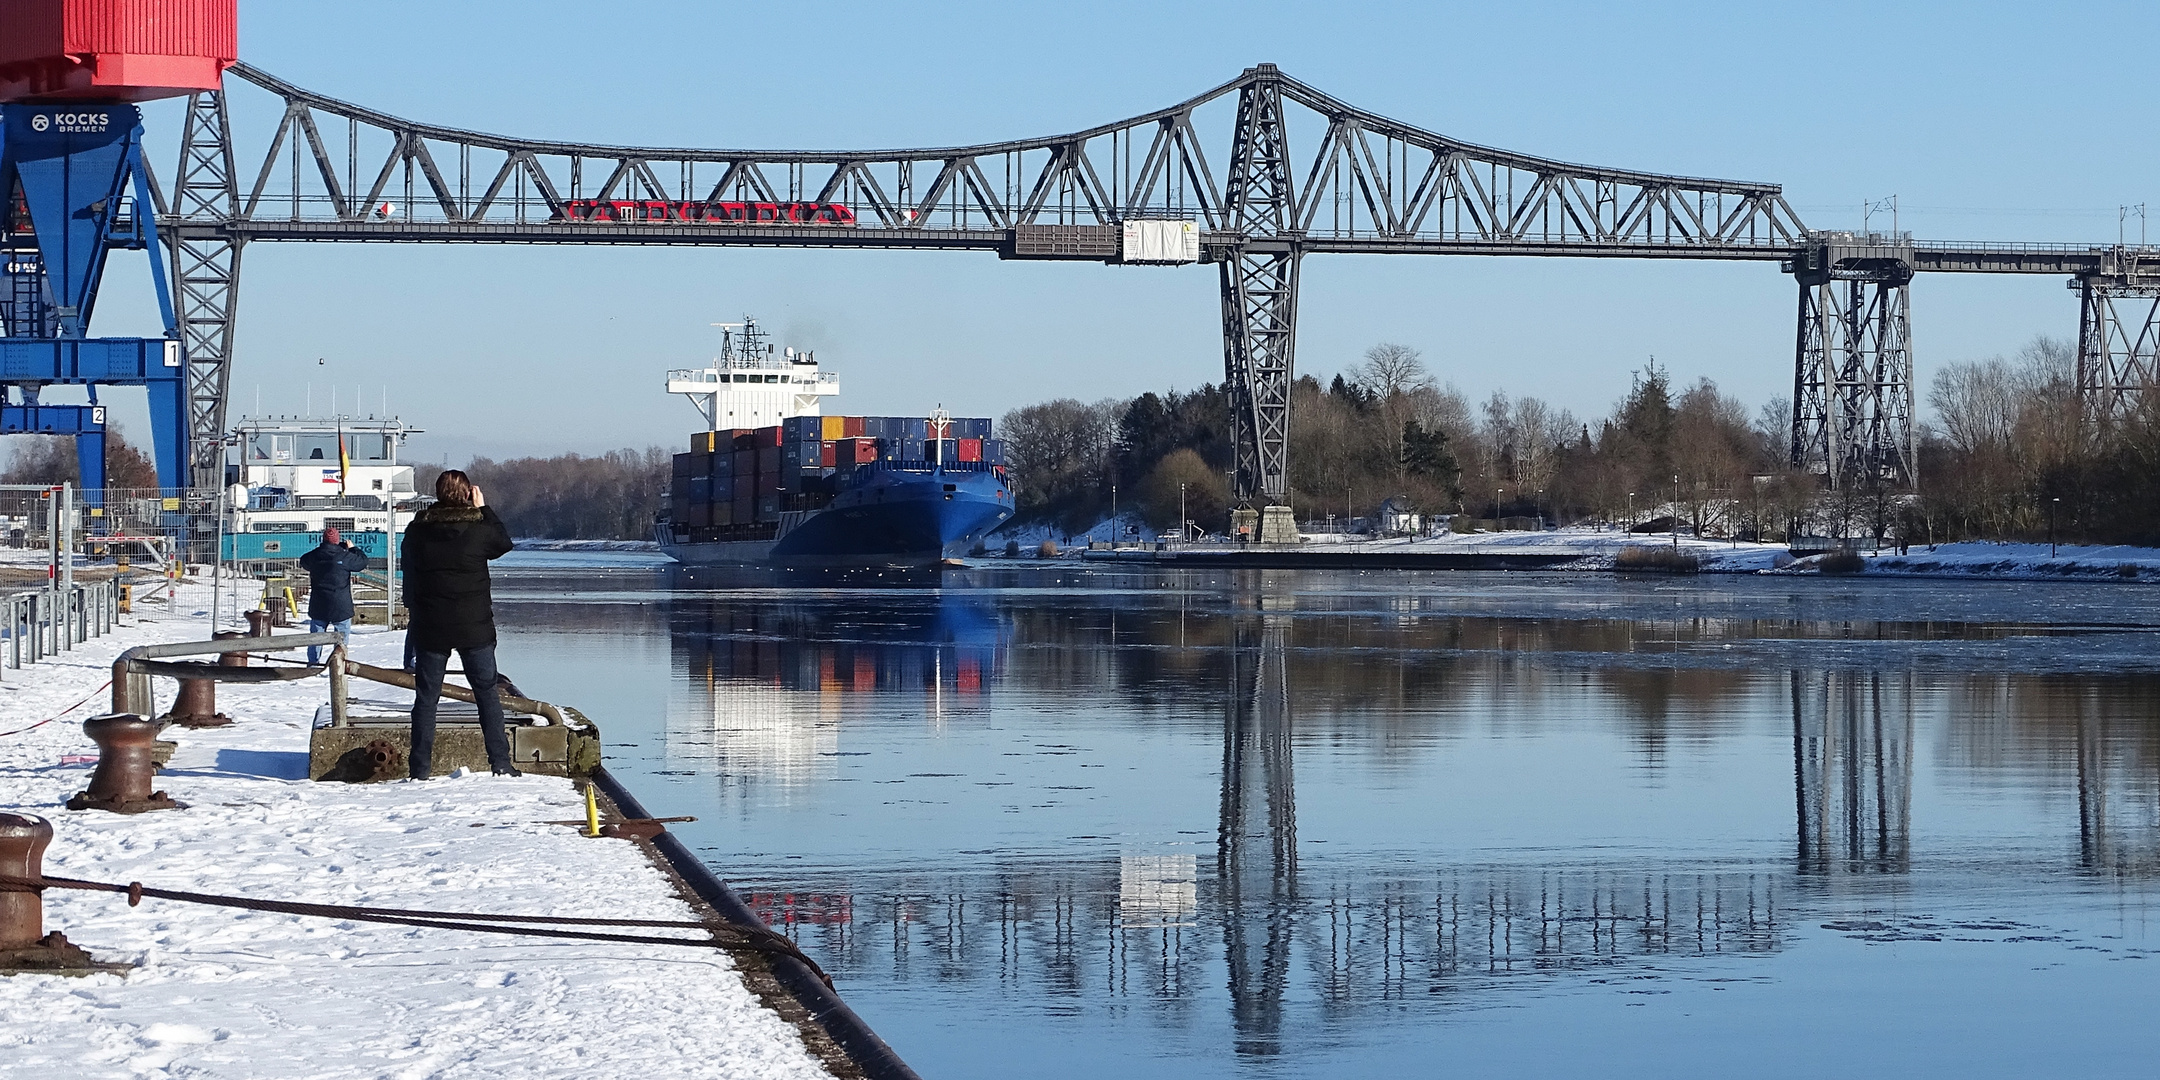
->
[111, 633, 342, 717]
[108, 632, 589, 735]
[338, 659, 583, 730]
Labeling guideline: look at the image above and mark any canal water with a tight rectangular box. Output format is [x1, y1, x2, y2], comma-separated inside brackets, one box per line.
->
[493, 559, 2160, 1078]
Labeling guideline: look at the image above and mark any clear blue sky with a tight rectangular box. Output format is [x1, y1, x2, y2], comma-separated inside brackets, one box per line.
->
[74, 0, 2160, 465]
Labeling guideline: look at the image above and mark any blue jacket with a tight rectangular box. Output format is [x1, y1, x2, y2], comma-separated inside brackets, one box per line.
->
[298, 540, 370, 622]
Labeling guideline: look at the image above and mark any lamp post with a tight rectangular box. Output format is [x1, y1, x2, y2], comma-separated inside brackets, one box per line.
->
[1494, 487, 1504, 530]
[1670, 474, 1679, 548]
[1110, 483, 1117, 546]
[1626, 491, 1634, 533]
[2050, 496, 2060, 558]
[1179, 482, 1187, 545]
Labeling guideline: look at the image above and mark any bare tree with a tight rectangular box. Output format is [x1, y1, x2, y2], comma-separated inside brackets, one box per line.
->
[1354, 343, 1432, 399]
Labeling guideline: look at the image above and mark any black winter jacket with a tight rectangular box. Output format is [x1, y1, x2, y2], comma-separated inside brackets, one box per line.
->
[400, 504, 514, 652]
[297, 540, 370, 622]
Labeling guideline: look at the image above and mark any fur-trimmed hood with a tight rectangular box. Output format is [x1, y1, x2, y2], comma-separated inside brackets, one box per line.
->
[414, 505, 486, 525]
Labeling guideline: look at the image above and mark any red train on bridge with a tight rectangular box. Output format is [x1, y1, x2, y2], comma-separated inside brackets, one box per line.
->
[558, 199, 857, 226]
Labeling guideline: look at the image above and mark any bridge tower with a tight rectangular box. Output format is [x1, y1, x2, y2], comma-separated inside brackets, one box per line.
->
[1788, 234, 1917, 489]
[169, 87, 244, 487]
[1219, 66, 1301, 544]
[2073, 252, 2160, 433]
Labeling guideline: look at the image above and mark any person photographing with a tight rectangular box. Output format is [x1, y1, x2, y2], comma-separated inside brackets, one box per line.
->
[401, 470, 518, 778]
[297, 525, 369, 666]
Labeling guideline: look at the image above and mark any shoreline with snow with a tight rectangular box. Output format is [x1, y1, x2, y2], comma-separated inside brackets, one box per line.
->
[1014, 525, 2160, 583]
[0, 577, 839, 1080]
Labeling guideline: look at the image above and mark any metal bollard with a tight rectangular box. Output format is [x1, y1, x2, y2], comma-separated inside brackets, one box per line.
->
[161, 633, 239, 729]
[266, 594, 292, 628]
[0, 814, 50, 950]
[66, 714, 178, 814]
[245, 608, 274, 637]
[0, 814, 103, 973]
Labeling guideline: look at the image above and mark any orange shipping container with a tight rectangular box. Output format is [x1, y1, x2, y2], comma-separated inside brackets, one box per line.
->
[821, 414, 846, 440]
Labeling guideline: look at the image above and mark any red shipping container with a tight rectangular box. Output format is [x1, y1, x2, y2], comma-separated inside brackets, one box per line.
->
[843, 416, 866, 438]
[849, 439, 878, 464]
[957, 438, 983, 462]
[820, 442, 836, 468]
[0, 0, 237, 103]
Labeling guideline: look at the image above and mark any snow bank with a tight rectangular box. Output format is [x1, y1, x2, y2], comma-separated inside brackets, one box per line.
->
[1773, 540, 2160, 582]
[0, 581, 830, 1080]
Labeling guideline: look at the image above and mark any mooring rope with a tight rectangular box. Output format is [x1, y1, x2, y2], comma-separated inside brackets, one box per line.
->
[0, 872, 831, 986]
[0, 679, 113, 739]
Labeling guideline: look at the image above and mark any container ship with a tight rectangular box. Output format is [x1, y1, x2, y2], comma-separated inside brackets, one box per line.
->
[655, 318, 1013, 566]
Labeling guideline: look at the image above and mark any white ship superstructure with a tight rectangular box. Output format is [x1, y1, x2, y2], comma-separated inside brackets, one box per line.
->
[223, 415, 422, 561]
[665, 317, 839, 431]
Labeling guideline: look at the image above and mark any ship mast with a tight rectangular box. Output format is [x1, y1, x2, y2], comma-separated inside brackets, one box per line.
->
[929, 405, 952, 470]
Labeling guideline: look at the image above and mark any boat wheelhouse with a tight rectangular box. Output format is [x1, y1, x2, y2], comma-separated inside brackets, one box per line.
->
[221, 415, 422, 563]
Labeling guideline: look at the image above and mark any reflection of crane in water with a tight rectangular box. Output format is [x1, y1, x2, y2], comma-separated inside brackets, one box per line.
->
[1792, 671, 1913, 873]
[1218, 611, 1297, 1055]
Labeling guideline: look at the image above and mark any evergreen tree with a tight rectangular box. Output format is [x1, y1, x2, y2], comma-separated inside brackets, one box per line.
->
[1401, 420, 1461, 502]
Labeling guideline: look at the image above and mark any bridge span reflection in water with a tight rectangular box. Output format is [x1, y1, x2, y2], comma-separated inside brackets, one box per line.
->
[495, 564, 2160, 1078]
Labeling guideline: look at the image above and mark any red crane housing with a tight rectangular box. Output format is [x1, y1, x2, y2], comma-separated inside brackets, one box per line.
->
[0, 0, 236, 103]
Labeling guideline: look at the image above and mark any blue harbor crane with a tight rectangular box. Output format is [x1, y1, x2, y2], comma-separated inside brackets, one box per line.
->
[0, 104, 189, 503]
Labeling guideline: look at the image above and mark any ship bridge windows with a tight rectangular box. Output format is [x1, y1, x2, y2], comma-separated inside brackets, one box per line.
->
[247, 433, 395, 463]
[296, 495, 386, 511]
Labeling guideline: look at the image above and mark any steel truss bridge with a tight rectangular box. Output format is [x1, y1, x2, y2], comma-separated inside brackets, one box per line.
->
[119, 62, 2160, 496]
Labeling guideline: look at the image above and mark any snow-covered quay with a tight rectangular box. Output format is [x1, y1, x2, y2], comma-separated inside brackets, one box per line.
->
[0, 579, 833, 1080]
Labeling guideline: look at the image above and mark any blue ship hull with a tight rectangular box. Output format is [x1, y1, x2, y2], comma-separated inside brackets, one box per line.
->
[661, 463, 1013, 567]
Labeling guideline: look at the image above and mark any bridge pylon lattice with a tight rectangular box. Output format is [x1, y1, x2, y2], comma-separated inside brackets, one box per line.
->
[1788, 235, 1916, 489]
[2074, 267, 2160, 433]
[168, 89, 244, 489]
[1219, 68, 1299, 507]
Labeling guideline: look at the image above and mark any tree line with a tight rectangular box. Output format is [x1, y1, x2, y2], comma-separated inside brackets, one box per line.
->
[998, 336, 2160, 546]
[451, 448, 670, 540]
[0, 436, 669, 541]
[0, 429, 159, 489]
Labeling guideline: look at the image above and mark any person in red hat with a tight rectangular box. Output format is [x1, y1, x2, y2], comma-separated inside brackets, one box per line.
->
[297, 525, 369, 666]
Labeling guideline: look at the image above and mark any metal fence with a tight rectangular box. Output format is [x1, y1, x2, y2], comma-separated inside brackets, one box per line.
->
[2, 577, 120, 678]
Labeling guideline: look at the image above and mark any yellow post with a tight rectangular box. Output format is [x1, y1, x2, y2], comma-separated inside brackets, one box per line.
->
[583, 783, 602, 838]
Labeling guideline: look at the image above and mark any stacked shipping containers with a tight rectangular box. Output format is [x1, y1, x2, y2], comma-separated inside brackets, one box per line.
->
[669, 416, 1004, 538]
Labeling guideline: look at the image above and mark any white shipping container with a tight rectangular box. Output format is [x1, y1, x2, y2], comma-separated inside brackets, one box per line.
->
[1120, 219, 1200, 264]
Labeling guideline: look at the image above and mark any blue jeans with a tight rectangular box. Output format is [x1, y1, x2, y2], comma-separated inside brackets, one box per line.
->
[306, 618, 351, 666]
[408, 643, 511, 778]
